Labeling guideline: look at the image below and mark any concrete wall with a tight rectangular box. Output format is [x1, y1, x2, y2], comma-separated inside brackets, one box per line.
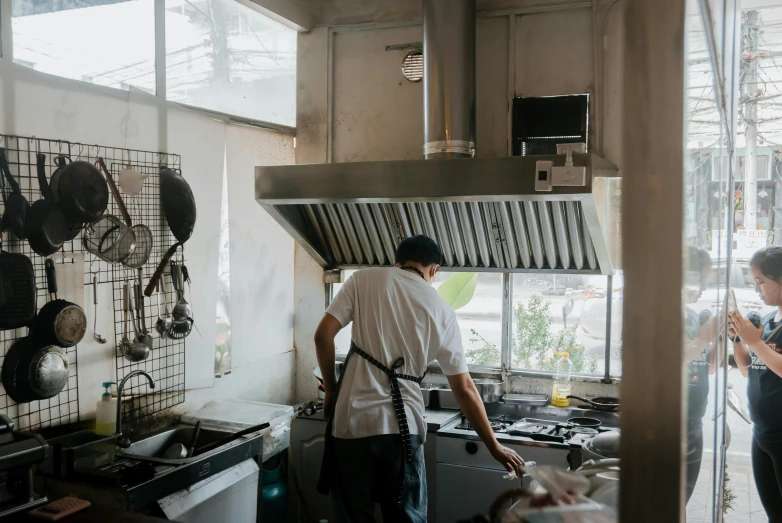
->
[0, 59, 296, 424]
[293, 2, 623, 402]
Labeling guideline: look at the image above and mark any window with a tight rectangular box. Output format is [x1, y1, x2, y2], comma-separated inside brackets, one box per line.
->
[328, 270, 621, 377]
[433, 273, 503, 367]
[12, 0, 156, 93]
[510, 273, 622, 376]
[165, 0, 296, 125]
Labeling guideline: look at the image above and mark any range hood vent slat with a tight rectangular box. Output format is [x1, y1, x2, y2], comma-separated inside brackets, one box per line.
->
[482, 203, 502, 268]
[431, 203, 456, 266]
[566, 202, 585, 270]
[523, 202, 544, 269]
[358, 204, 387, 264]
[444, 203, 467, 267]
[537, 202, 558, 269]
[456, 203, 479, 267]
[348, 203, 377, 264]
[498, 203, 519, 269]
[370, 205, 397, 263]
[470, 202, 491, 268]
[509, 202, 531, 269]
[551, 202, 571, 269]
[321, 204, 350, 264]
[335, 204, 364, 264]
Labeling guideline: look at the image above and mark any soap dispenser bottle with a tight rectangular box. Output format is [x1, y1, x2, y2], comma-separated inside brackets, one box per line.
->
[96, 382, 117, 435]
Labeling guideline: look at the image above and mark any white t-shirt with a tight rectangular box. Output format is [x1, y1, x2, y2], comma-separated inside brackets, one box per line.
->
[326, 267, 468, 441]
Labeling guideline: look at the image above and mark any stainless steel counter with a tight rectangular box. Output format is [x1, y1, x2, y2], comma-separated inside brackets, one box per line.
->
[425, 409, 460, 433]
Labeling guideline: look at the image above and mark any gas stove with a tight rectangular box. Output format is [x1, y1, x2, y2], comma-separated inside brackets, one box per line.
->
[452, 414, 515, 433]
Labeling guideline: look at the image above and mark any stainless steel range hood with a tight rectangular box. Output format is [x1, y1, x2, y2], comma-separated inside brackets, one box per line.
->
[256, 155, 620, 274]
[255, 0, 621, 275]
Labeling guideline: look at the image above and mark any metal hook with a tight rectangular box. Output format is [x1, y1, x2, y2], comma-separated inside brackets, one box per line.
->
[77, 144, 85, 160]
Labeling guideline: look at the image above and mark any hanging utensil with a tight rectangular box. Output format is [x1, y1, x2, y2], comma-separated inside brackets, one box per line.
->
[127, 285, 150, 361]
[144, 166, 196, 296]
[50, 155, 108, 226]
[155, 277, 172, 337]
[118, 166, 149, 196]
[96, 159, 151, 268]
[92, 275, 106, 344]
[187, 421, 202, 458]
[49, 157, 81, 241]
[135, 270, 153, 349]
[0, 148, 30, 239]
[0, 237, 37, 330]
[25, 153, 68, 257]
[119, 284, 138, 362]
[2, 333, 69, 403]
[82, 159, 136, 264]
[35, 259, 86, 348]
[168, 264, 192, 339]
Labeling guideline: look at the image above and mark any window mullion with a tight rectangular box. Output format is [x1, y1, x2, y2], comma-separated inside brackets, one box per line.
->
[0, 0, 12, 62]
[602, 274, 614, 382]
[501, 272, 512, 371]
[154, 0, 166, 99]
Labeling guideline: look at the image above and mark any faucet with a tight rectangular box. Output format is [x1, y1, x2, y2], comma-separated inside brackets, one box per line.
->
[115, 370, 155, 449]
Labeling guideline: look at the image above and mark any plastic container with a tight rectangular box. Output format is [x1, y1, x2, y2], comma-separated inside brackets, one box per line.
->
[95, 381, 117, 435]
[551, 353, 573, 408]
[182, 399, 294, 461]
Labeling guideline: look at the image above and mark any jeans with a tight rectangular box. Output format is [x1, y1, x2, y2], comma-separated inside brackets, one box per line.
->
[331, 434, 427, 523]
[753, 436, 782, 522]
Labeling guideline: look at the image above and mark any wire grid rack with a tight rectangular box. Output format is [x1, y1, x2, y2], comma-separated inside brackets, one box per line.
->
[0, 134, 186, 431]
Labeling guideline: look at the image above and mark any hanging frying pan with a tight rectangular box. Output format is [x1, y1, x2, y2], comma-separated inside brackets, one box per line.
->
[3, 331, 70, 403]
[49, 157, 81, 241]
[0, 239, 37, 330]
[144, 167, 196, 296]
[50, 156, 108, 226]
[25, 153, 68, 257]
[35, 259, 86, 348]
[0, 149, 29, 240]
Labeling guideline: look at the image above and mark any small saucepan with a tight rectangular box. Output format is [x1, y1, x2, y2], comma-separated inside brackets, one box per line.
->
[36, 259, 87, 348]
[568, 417, 602, 429]
[567, 395, 620, 413]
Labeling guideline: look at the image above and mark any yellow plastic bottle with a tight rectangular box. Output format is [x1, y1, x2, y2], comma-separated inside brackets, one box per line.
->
[551, 352, 572, 408]
[95, 382, 117, 435]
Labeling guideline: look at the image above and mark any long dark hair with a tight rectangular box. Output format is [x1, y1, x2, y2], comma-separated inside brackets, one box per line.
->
[750, 246, 782, 283]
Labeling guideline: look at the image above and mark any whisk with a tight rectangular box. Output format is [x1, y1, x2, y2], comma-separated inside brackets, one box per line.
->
[168, 263, 192, 339]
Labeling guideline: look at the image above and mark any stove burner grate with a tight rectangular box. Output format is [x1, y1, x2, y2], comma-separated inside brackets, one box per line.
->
[454, 414, 515, 432]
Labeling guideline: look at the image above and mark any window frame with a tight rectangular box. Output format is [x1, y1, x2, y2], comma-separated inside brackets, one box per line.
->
[327, 270, 619, 383]
[0, 0, 295, 134]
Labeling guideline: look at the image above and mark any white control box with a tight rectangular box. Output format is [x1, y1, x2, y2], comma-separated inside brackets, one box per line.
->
[551, 165, 587, 186]
[535, 161, 553, 191]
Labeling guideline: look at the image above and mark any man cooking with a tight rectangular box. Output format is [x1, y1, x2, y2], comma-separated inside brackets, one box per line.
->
[314, 235, 525, 523]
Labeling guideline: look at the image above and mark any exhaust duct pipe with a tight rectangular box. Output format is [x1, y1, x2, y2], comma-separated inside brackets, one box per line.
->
[423, 0, 476, 159]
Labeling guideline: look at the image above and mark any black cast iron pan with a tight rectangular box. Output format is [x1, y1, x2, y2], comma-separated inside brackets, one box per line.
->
[50, 156, 108, 226]
[25, 153, 67, 257]
[0, 148, 29, 240]
[0, 239, 37, 330]
[567, 395, 620, 413]
[144, 166, 196, 297]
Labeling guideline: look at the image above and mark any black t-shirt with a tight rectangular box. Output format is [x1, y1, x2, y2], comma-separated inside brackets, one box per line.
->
[747, 312, 782, 440]
[685, 308, 710, 425]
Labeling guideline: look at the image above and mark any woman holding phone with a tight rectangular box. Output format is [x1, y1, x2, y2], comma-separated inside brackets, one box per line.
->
[730, 246, 782, 522]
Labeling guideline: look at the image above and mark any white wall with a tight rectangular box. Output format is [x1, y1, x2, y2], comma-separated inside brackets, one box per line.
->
[0, 60, 296, 424]
[293, 2, 623, 402]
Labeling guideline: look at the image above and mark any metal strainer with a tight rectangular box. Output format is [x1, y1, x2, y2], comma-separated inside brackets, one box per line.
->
[123, 224, 153, 269]
[82, 214, 136, 264]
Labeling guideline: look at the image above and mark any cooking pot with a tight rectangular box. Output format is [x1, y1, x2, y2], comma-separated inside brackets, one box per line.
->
[582, 430, 620, 463]
[473, 378, 504, 403]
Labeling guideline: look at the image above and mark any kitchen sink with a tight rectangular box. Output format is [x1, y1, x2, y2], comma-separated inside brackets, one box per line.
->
[117, 424, 247, 464]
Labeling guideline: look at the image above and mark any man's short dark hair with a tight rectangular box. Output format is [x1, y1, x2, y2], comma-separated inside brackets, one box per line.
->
[395, 235, 443, 266]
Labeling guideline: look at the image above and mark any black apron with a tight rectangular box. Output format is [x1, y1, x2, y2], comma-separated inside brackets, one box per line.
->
[316, 341, 427, 504]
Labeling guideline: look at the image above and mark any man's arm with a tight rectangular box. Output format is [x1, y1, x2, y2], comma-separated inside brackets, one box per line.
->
[314, 313, 343, 416]
[446, 372, 525, 477]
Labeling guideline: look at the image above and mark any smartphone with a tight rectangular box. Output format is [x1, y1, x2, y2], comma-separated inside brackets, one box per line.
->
[728, 288, 738, 313]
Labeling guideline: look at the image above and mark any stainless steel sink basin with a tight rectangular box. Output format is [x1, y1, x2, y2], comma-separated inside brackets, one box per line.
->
[117, 424, 247, 465]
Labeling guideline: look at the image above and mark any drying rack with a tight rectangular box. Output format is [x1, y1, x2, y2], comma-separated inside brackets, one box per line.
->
[0, 134, 186, 431]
